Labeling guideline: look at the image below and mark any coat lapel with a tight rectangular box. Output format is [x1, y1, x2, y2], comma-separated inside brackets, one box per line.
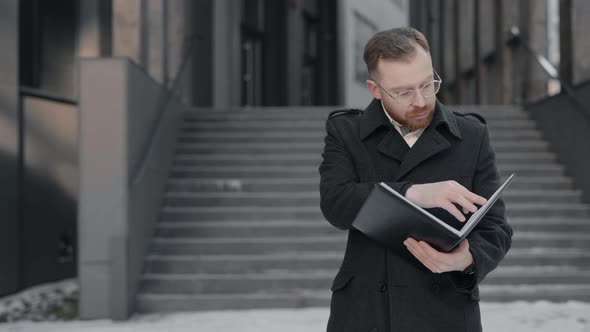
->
[394, 101, 462, 181]
[359, 99, 462, 178]
[360, 99, 409, 162]
[395, 126, 450, 180]
[377, 130, 408, 162]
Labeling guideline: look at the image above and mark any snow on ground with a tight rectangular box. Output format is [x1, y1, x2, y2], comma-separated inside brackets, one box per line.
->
[0, 279, 77, 322]
[1, 279, 589, 331]
[1, 302, 589, 332]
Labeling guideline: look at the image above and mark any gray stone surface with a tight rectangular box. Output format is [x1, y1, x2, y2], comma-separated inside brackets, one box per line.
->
[137, 105, 590, 312]
[78, 58, 184, 319]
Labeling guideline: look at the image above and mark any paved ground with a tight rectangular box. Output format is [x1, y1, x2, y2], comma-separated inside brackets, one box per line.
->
[1, 301, 589, 332]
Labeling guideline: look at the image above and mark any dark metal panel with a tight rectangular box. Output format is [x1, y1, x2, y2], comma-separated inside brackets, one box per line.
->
[317, 0, 339, 105]
[526, 83, 590, 204]
[21, 97, 78, 288]
[191, 0, 213, 106]
[262, 0, 287, 106]
[0, 0, 20, 296]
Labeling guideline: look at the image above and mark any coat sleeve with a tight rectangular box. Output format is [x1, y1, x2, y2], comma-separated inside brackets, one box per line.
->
[449, 127, 513, 292]
[319, 119, 413, 230]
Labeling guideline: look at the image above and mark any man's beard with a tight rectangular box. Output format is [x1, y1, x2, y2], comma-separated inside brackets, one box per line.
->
[382, 100, 435, 132]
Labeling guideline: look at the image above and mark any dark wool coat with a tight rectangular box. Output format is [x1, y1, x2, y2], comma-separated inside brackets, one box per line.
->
[319, 98, 513, 332]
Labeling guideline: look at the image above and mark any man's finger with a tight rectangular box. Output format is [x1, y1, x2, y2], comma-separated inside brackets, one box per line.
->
[453, 184, 487, 206]
[404, 239, 436, 270]
[405, 239, 444, 272]
[418, 241, 451, 271]
[451, 193, 478, 214]
[441, 201, 466, 222]
[464, 189, 487, 206]
[406, 245, 440, 273]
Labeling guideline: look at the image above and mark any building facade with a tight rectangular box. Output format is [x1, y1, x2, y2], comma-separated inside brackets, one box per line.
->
[410, 0, 590, 106]
[2, 0, 590, 317]
[0, 0, 409, 300]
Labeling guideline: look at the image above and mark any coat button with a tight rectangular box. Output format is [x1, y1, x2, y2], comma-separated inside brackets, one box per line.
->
[378, 281, 387, 292]
[431, 283, 441, 295]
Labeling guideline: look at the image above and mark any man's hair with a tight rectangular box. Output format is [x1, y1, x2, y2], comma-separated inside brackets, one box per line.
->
[363, 27, 430, 79]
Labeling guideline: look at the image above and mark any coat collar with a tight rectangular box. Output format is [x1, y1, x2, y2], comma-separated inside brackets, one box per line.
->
[359, 98, 462, 141]
[359, 98, 463, 180]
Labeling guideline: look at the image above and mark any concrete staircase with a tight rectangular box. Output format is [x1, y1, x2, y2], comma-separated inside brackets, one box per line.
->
[136, 105, 590, 312]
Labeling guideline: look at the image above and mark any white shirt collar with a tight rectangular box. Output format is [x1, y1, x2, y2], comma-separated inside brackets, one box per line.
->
[380, 100, 425, 148]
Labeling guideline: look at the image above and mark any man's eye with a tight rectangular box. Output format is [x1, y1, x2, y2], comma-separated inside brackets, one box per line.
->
[396, 91, 412, 97]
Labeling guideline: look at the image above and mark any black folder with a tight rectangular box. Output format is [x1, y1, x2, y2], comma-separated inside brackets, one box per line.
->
[351, 173, 517, 252]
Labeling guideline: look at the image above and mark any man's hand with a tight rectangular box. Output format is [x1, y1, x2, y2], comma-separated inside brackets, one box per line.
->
[403, 238, 474, 273]
[405, 181, 487, 222]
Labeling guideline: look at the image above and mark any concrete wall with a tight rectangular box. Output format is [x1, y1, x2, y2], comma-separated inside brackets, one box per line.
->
[572, 0, 590, 84]
[0, 0, 20, 296]
[526, 0, 551, 103]
[526, 83, 590, 204]
[78, 58, 184, 319]
[338, 0, 409, 108]
[112, 0, 195, 104]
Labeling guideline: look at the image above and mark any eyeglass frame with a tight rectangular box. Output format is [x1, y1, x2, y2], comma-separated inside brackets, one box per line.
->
[371, 70, 443, 106]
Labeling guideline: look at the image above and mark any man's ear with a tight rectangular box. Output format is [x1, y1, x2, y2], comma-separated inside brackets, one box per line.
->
[366, 79, 382, 99]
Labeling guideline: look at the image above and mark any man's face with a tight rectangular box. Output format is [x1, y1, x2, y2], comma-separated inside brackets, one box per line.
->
[366, 47, 436, 131]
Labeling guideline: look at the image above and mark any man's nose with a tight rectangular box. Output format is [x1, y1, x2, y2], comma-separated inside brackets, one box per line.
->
[411, 90, 426, 107]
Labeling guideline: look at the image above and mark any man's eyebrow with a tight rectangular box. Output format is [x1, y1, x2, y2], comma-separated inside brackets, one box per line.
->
[390, 74, 434, 91]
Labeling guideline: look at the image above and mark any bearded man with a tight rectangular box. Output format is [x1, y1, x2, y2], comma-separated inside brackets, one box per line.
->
[319, 27, 512, 332]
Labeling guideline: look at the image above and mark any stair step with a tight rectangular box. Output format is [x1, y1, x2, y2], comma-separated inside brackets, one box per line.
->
[136, 283, 590, 313]
[180, 119, 537, 131]
[140, 105, 590, 312]
[178, 129, 544, 142]
[140, 271, 335, 294]
[162, 189, 581, 207]
[485, 266, 590, 285]
[150, 235, 346, 255]
[168, 165, 557, 179]
[153, 216, 590, 239]
[178, 131, 326, 143]
[172, 152, 557, 166]
[488, 130, 543, 139]
[149, 232, 590, 255]
[155, 220, 337, 238]
[145, 248, 590, 274]
[164, 176, 574, 193]
[145, 253, 344, 274]
[184, 107, 528, 121]
[477, 284, 590, 302]
[160, 202, 590, 221]
[509, 217, 590, 232]
[506, 203, 590, 217]
[173, 152, 556, 160]
[175, 141, 549, 154]
[161, 206, 322, 221]
[140, 267, 590, 295]
[137, 283, 590, 313]
[183, 113, 532, 123]
[137, 290, 329, 312]
[503, 247, 590, 265]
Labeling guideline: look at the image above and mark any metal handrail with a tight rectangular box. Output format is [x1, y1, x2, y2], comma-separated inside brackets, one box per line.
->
[130, 33, 200, 185]
[508, 26, 590, 125]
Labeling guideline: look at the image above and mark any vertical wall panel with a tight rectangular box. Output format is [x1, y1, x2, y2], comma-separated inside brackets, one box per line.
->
[0, 0, 20, 296]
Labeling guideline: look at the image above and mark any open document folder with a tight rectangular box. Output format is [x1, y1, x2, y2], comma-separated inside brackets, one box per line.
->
[351, 173, 517, 253]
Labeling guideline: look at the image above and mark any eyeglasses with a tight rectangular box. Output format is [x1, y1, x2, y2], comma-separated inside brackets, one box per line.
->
[373, 70, 442, 106]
